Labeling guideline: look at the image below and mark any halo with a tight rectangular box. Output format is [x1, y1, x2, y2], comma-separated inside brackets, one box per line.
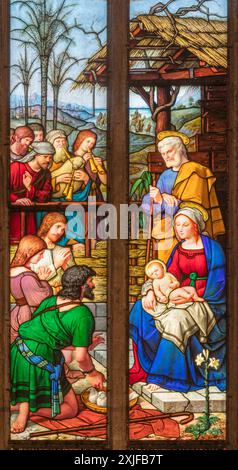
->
[178, 202, 209, 222]
[145, 259, 166, 278]
[157, 131, 190, 146]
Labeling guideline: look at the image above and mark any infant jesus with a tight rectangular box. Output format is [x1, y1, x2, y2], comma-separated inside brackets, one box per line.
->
[142, 260, 204, 316]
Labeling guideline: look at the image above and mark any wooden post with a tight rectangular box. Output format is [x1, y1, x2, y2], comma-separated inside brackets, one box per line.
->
[85, 209, 91, 258]
[156, 86, 171, 134]
[108, 0, 128, 450]
[92, 84, 96, 117]
[129, 242, 138, 302]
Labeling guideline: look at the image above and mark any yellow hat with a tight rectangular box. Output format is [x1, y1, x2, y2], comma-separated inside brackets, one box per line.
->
[157, 131, 190, 146]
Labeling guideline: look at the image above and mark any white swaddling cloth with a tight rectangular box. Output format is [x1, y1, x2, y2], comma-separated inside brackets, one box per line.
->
[147, 300, 216, 353]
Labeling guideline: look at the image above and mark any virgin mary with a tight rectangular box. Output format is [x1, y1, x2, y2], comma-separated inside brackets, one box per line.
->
[129, 207, 226, 392]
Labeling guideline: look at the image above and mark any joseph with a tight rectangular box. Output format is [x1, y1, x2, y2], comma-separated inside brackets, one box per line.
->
[141, 131, 225, 262]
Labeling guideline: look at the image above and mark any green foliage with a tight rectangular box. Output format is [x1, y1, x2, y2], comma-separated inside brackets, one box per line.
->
[207, 428, 222, 436]
[185, 424, 201, 440]
[185, 415, 221, 440]
[130, 171, 152, 200]
[207, 415, 220, 426]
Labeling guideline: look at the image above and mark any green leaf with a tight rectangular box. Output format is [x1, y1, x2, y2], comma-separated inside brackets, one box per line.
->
[185, 424, 202, 439]
[139, 182, 145, 199]
[209, 416, 220, 425]
[130, 179, 142, 197]
[185, 425, 196, 433]
[207, 428, 222, 436]
[144, 180, 150, 193]
[141, 171, 152, 185]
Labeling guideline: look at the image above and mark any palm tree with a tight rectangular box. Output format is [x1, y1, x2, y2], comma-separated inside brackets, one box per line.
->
[11, 45, 39, 124]
[11, 0, 79, 129]
[49, 41, 85, 129]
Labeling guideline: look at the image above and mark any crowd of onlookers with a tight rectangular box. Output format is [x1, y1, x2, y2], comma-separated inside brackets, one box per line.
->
[10, 123, 107, 243]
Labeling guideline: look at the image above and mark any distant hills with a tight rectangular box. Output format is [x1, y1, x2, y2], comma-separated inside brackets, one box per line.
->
[11, 105, 92, 130]
[10, 93, 94, 121]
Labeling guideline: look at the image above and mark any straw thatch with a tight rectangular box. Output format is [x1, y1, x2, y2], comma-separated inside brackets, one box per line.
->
[72, 14, 227, 88]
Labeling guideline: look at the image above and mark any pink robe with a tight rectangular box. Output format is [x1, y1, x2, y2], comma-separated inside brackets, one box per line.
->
[10, 271, 52, 343]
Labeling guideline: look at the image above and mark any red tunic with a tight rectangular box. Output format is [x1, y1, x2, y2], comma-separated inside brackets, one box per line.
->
[10, 162, 52, 242]
[167, 245, 208, 297]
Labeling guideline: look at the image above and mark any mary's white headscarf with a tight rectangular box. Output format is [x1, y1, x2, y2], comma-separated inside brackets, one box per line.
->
[174, 207, 206, 233]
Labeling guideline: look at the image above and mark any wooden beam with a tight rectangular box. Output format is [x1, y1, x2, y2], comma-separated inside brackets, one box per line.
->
[156, 87, 171, 133]
[129, 57, 183, 62]
[126, 66, 227, 81]
[159, 48, 187, 73]
[160, 67, 227, 80]
[129, 45, 179, 50]
[91, 57, 181, 63]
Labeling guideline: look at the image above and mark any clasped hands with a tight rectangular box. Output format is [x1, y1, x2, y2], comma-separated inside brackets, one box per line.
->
[149, 186, 179, 207]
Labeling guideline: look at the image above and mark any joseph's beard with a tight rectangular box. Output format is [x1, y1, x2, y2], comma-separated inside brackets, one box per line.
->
[53, 147, 68, 163]
[83, 285, 95, 300]
[164, 160, 175, 168]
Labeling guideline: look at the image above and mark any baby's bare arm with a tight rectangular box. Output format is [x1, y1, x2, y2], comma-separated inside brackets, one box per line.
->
[152, 279, 168, 303]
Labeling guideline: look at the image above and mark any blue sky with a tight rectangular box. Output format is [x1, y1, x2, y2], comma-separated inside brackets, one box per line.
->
[130, 0, 227, 19]
[10, 0, 107, 108]
[10, 0, 227, 110]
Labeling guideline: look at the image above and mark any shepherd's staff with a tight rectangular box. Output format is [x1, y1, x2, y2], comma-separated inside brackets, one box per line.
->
[144, 179, 156, 281]
[29, 411, 194, 438]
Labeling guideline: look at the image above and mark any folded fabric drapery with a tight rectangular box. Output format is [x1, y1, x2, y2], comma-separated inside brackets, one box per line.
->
[15, 336, 64, 417]
[152, 300, 217, 353]
[30, 397, 180, 439]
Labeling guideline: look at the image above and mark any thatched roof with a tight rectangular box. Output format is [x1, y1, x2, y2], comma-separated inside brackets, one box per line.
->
[72, 14, 227, 88]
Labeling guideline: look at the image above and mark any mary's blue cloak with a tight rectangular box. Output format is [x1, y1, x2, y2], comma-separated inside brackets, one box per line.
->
[129, 235, 226, 392]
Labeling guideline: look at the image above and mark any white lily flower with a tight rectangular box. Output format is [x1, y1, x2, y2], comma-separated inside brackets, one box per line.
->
[195, 353, 205, 367]
[202, 349, 210, 361]
[209, 357, 220, 370]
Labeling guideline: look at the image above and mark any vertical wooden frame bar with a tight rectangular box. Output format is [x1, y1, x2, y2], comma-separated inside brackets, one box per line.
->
[227, 0, 238, 451]
[108, 0, 129, 450]
[0, 0, 10, 450]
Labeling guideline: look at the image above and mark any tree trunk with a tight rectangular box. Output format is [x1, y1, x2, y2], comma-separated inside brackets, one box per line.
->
[24, 84, 29, 125]
[156, 87, 171, 134]
[41, 56, 49, 131]
[92, 85, 95, 117]
[53, 87, 59, 129]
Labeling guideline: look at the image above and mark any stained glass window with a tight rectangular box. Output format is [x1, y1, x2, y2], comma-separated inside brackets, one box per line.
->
[0, 0, 238, 453]
[9, 0, 108, 442]
[128, 0, 228, 443]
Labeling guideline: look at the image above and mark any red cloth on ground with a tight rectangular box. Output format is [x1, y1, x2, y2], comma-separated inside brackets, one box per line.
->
[30, 396, 180, 439]
[129, 342, 148, 385]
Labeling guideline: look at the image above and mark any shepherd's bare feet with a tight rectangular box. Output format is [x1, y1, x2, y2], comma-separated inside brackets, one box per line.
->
[11, 414, 28, 433]
[144, 383, 161, 392]
[11, 402, 29, 433]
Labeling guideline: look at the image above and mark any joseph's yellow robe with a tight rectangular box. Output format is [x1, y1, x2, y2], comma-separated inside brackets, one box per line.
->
[152, 161, 225, 262]
[172, 161, 225, 238]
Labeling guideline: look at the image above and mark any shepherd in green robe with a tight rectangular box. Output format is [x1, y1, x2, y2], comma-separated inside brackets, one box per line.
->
[11, 265, 105, 434]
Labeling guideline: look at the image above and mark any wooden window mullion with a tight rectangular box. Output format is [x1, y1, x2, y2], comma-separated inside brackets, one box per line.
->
[107, 0, 129, 450]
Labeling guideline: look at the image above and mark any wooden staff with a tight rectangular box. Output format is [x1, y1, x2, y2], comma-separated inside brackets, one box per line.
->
[29, 411, 194, 438]
[144, 179, 156, 281]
